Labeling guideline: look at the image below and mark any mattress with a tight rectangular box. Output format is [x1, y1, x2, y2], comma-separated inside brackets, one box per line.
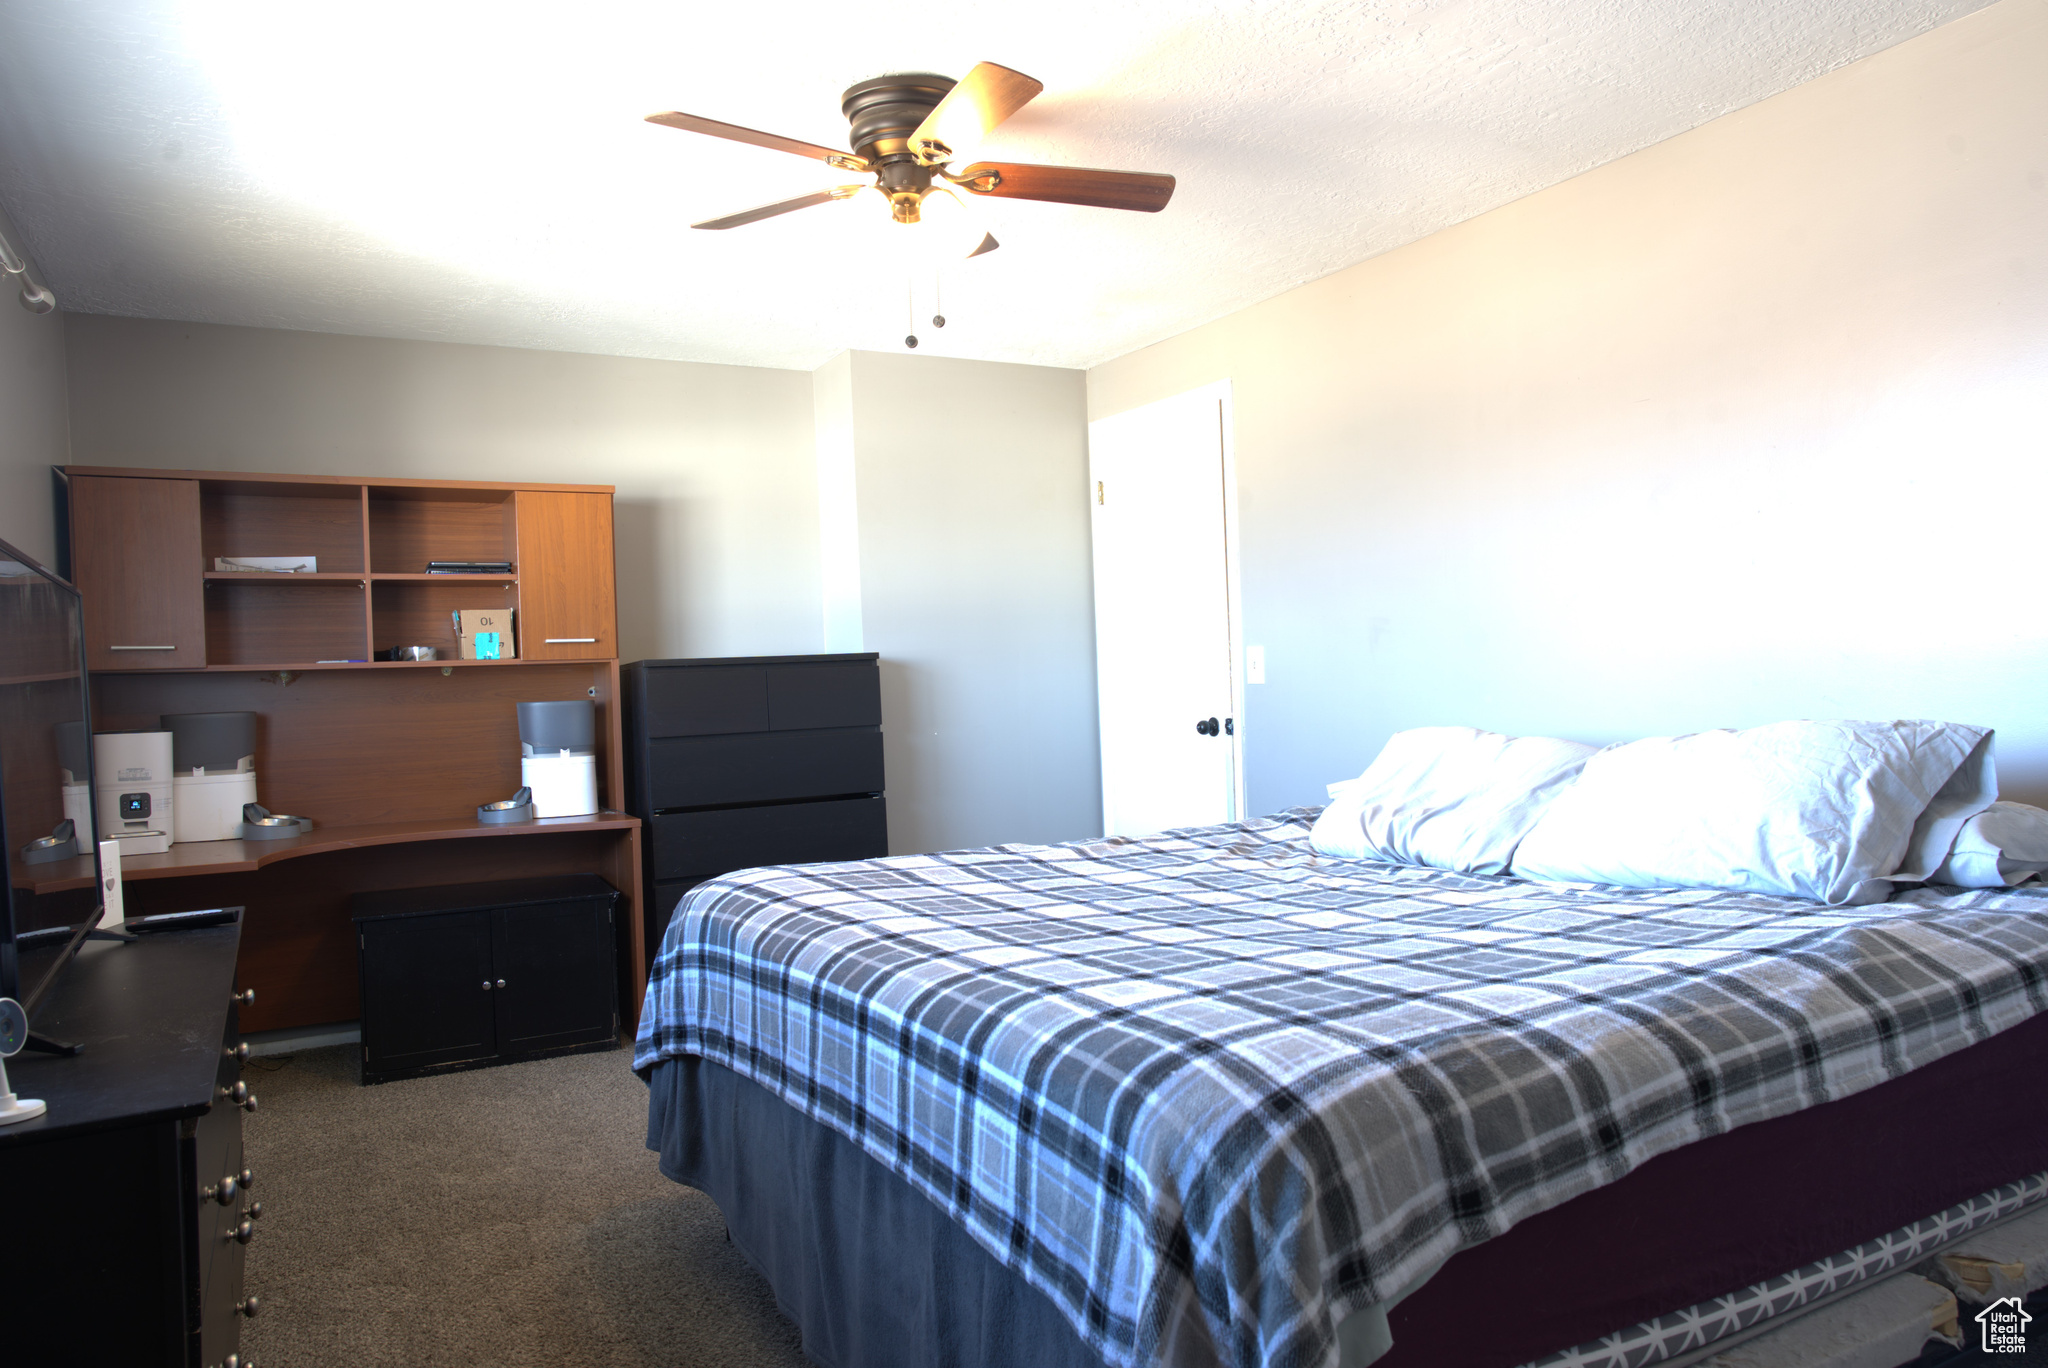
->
[634, 810, 2048, 1368]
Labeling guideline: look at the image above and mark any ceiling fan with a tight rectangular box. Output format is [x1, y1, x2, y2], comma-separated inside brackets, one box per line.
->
[646, 62, 1176, 257]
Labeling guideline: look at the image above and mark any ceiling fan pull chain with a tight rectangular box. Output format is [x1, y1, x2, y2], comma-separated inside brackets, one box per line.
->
[904, 278, 919, 350]
[933, 270, 946, 329]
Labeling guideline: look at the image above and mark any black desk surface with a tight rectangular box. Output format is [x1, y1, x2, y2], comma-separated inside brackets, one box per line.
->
[1, 923, 240, 1145]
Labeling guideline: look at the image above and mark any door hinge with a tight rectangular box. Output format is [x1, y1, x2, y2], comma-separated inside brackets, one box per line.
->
[1096, 480, 1104, 505]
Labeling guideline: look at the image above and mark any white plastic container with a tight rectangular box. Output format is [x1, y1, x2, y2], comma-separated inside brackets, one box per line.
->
[173, 770, 261, 843]
[521, 751, 598, 819]
[62, 781, 93, 841]
[94, 731, 174, 853]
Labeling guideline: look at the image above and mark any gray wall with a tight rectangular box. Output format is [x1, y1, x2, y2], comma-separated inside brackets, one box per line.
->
[845, 351, 1101, 852]
[63, 316, 823, 662]
[1089, 0, 2048, 809]
[0, 301, 69, 568]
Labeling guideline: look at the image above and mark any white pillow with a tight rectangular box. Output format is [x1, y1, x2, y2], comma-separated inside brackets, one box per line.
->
[1932, 802, 2048, 888]
[1310, 726, 1597, 874]
[1511, 720, 1995, 905]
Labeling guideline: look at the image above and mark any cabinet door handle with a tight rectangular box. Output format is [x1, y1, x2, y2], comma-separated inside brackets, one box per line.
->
[543, 638, 598, 644]
[108, 644, 178, 651]
[482, 980, 493, 991]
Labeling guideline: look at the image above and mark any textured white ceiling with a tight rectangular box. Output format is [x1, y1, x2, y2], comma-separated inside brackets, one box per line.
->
[0, 0, 1993, 371]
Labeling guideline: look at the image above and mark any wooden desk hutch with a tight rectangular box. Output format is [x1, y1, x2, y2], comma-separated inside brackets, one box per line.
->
[33, 466, 648, 1034]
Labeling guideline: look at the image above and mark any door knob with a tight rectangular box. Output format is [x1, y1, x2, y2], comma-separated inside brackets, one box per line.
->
[1195, 717, 1219, 736]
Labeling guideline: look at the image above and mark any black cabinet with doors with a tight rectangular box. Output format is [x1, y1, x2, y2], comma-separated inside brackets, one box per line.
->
[624, 654, 889, 956]
[350, 874, 619, 1085]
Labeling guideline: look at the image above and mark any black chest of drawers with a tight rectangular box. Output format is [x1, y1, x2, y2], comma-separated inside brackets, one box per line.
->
[624, 654, 888, 952]
[2, 923, 260, 1367]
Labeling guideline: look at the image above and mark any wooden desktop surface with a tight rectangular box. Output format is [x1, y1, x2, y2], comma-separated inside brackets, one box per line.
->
[20, 813, 641, 895]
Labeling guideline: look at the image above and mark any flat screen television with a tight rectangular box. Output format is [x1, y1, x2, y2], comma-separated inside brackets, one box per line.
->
[0, 534, 105, 1024]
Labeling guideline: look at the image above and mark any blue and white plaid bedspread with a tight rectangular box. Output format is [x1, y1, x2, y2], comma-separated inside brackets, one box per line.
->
[633, 809, 2048, 1368]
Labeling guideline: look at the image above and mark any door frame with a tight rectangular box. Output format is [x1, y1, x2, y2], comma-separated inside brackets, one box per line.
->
[1087, 379, 1245, 835]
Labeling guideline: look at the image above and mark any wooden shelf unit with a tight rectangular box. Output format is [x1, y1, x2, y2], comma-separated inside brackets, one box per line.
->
[54, 465, 644, 1032]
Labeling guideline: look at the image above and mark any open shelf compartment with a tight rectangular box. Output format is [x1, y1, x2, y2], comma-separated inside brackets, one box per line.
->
[204, 578, 370, 665]
[368, 486, 518, 576]
[369, 579, 518, 661]
[200, 479, 366, 575]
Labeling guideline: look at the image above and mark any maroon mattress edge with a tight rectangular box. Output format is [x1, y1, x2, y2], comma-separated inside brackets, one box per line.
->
[1377, 1007, 2048, 1368]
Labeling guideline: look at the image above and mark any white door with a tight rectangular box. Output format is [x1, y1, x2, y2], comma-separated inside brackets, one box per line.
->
[1089, 383, 1241, 838]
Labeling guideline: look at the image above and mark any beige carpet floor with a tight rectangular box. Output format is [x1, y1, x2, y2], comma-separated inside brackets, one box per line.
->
[238, 1044, 809, 1368]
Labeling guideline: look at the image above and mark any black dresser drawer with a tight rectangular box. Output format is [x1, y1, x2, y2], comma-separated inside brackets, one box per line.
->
[647, 729, 884, 810]
[190, 1041, 244, 1299]
[634, 655, 881, 738]
[767, 662, 881, 731]
[639, 664, 770, 737]
[651, 796, 888, 881]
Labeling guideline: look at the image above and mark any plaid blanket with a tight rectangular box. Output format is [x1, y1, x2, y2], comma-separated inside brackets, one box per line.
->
[633, 809, 2048, 1368]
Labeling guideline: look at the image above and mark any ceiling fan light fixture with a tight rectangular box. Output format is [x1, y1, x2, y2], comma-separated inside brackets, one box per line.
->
[650, 59, 1174, 246]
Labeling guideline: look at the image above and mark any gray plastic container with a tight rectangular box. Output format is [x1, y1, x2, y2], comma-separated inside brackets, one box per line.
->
[517, 700, 595, 755]
[163, 711, 257, 774]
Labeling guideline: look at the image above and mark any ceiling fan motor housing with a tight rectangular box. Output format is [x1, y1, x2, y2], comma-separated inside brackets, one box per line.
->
[842, 74, 955, 221]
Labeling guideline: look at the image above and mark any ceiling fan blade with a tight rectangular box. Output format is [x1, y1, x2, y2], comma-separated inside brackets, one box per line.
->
[909, 62, 1044, 166]
[692, 185, 866, 231]
[647, 111, 870, 171]
[953, 162, 1174, 212]
[967, 232, 999, 259]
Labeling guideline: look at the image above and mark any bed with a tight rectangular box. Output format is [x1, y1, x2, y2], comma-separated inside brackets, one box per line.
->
[634, 806, 2048, 1368]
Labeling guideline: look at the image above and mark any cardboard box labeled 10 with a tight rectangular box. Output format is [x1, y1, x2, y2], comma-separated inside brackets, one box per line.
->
[453, 608, 517, 660]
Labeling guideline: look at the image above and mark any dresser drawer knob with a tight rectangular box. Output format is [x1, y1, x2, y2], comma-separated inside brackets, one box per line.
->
[232, 988, 256, 1007]
[241, 1167, 255, 1189]
[206, 1174, 238, 1205]
[239, 1093, 260, 1114]
[237, 1295, 260, 1318]
[225, 1042, 250, 1064]
[230, 1218, 255, 1245]
[245, 1200, 264, 1221]
[221, 1081, 250, 1105]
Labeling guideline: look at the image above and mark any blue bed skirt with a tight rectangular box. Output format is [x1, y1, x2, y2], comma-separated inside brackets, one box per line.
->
[645, 1055, 1105, 1368]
